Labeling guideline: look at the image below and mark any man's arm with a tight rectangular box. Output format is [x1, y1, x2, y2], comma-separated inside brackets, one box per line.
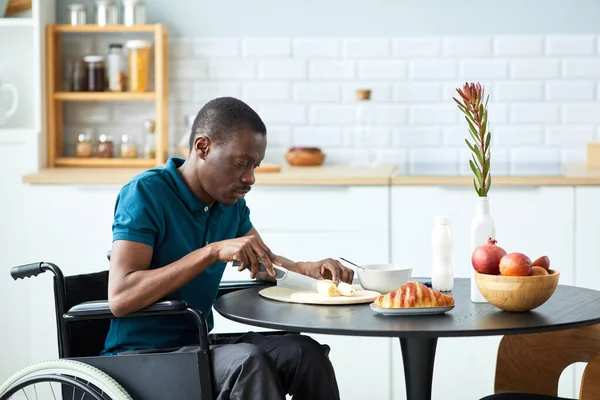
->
[108, 240, 218, 317]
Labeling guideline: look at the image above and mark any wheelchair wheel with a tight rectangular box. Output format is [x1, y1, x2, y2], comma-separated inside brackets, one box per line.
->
[0, 359, 132, 400]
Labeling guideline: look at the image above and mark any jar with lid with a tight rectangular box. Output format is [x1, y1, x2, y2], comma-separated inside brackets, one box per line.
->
[95, 0, 118, 26]
[68, 4, 87, 26]
[122, 0, 146, 26]
[126, 40, 152, 92]
[142, 119, 156, 159]
[75, 133, 93, 157]
[97, 134, 114, 158]
[83, 55, 106, 92]
[70, 59, 87, 92]
[120, 134, 138, 158]
[106, 44, 126, 92]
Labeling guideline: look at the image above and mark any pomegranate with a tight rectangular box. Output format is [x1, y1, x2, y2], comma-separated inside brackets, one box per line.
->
[532, 256, 550, 271]
[471, 237, 507, 275]
[499, 252, 533, 276]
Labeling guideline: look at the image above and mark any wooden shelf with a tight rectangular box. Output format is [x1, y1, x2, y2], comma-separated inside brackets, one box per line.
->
[54, 157, 157, 168]
[54, 92, 156, 101]
[44, 23, 169, 169]
[53, 24, 159, 33]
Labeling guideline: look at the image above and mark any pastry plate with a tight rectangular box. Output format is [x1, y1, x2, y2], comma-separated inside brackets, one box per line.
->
[369, 303, 454, 316]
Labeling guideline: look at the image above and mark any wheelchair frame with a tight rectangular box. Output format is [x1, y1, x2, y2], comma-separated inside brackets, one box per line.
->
[7, 261, 277, 400]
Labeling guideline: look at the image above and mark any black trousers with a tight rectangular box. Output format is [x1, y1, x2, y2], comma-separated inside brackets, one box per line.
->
[179, 331, 340, 400]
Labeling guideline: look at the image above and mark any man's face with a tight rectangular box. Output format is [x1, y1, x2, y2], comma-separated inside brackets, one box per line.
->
[200, 128, 267, 205]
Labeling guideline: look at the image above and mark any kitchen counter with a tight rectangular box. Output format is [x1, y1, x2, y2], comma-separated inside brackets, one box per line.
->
[20, 165, 398, 186]
[391, 163, 600, 186]
[20, 164, 600, 186]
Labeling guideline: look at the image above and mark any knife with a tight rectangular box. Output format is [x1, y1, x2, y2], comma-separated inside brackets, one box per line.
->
[230, 260, 319, 292]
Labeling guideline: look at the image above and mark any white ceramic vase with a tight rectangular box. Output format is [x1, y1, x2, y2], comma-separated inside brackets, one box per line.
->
[470, 196, 496, 303]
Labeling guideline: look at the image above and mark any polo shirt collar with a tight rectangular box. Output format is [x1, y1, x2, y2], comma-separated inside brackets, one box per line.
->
[165, 157, 211, 212]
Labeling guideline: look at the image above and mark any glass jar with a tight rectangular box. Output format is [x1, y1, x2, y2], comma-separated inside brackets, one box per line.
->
[95, 0, 118, 26]
[68, 4, 87, 26]
[122, 0, 145, 26]
[106, 44, 125, 92]
[142, 119, 156, 159]
[75, 133, 93, 157]
[97, 134, 114, 158]
[120, 134, 138, 158]
[126, 40, 151, 92]
[70, 59, 87, 92]
[83, 55, 106, 92]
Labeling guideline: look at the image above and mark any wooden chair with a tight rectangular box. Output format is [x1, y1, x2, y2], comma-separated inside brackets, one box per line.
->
[482, 323, 600, 400]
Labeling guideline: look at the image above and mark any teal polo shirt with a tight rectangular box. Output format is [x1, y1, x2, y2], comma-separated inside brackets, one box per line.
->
[101, 157, 253, 355]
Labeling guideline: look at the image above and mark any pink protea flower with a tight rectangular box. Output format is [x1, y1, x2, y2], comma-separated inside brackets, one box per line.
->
[453, 82, 491, 197]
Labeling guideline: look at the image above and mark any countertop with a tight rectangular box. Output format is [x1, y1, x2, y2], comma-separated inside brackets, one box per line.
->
[20, 163, 600, 186]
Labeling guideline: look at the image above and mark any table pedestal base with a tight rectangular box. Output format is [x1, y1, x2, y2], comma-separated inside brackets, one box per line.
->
[399, 337, 438, 400]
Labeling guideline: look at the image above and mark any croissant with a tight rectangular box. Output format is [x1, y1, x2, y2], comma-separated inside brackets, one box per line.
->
[374, 281, 454, 308]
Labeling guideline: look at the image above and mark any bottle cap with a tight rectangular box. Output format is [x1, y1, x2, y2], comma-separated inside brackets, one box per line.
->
[435, 216, 450, 225]
[355, 89, 371, 100]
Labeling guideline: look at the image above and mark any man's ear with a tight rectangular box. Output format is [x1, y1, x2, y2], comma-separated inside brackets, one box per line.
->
[194, 135, 211, 160]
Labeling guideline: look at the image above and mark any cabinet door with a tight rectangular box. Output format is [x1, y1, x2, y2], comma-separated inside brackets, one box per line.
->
[573, 187, 600, 397]
[390, 185, 576, 400]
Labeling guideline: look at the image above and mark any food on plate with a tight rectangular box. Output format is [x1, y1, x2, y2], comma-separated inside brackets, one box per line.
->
[499, 252, 532, 276]
[374, 281, 454, 309]
[336, 281, 355, 297]
[317, 280, 337, 297]
[471, 237, 507, 275]
[531, 266, 549, 276]
[532, 255, 551, 271]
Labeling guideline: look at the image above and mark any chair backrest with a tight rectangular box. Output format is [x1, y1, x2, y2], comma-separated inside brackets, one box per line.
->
[495, 323, 600, 397]
[59, 270, 111, 358]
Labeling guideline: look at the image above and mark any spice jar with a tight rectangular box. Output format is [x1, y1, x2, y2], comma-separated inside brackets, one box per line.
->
[120, 134, 138, 158]
[75, 133, 93, 157]
[94, 0, 118, 26]
[142, 119, 156, 159]
[106, 44, 126, 92]
[84, 55, 106, 92]
[97, 134, 114, 158]
[122, 0, 146, 26]
[68, 4, 87, 26]
[70, 59, 87, 92]
[126, 40, 151, 92]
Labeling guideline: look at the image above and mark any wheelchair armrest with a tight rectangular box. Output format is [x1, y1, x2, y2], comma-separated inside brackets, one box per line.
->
[66, 299, 187, 318]
[65, 299, 210, 351]
[217, 280, 274, 298]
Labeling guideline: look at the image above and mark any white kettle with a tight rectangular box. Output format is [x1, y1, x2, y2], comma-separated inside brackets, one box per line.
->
[0, 79, 18, 126]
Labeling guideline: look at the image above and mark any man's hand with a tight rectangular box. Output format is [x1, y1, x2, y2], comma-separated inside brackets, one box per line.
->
[212, 235, 277, 279]
[298, 258, 354, 284]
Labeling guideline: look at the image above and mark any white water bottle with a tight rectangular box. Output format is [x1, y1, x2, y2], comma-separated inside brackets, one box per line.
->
[431, 216, 454, 292]
[470, 196, 495, 303]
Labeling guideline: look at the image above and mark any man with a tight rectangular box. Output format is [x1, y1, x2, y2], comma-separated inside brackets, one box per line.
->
[102, 96, 354, 400]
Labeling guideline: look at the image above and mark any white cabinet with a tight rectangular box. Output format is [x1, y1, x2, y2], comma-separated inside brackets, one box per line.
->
[390, 185, 576, 400]
[214, 185, 393, 400]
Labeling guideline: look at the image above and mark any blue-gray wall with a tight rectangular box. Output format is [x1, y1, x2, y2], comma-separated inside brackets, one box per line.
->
[56, 0, 600, 37]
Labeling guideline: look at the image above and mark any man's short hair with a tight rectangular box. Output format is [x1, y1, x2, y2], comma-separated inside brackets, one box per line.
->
[189, 97, 267, 150]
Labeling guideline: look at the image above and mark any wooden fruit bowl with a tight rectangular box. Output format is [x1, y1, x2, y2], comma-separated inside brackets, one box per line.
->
[285, 147, 325, 166]
[474, 269, 560, 312]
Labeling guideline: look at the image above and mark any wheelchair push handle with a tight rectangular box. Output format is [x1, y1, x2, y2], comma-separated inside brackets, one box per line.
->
[10, 262, 47, 280]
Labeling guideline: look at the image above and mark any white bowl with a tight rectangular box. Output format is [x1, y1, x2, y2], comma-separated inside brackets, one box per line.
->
[356, 264, 413, 294]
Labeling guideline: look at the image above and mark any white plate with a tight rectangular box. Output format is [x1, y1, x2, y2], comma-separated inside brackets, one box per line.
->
[369, 303, 454, 316]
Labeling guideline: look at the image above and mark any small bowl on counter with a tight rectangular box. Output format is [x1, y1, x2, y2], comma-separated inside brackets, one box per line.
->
[356, 264, 413, 294]
[285, 147, 326, 166]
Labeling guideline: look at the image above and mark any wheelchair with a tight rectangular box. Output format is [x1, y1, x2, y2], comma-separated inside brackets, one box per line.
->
[0, 256, 282, 400]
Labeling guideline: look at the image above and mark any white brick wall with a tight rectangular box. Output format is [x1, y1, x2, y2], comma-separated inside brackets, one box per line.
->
[62, 34, 600, 169]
